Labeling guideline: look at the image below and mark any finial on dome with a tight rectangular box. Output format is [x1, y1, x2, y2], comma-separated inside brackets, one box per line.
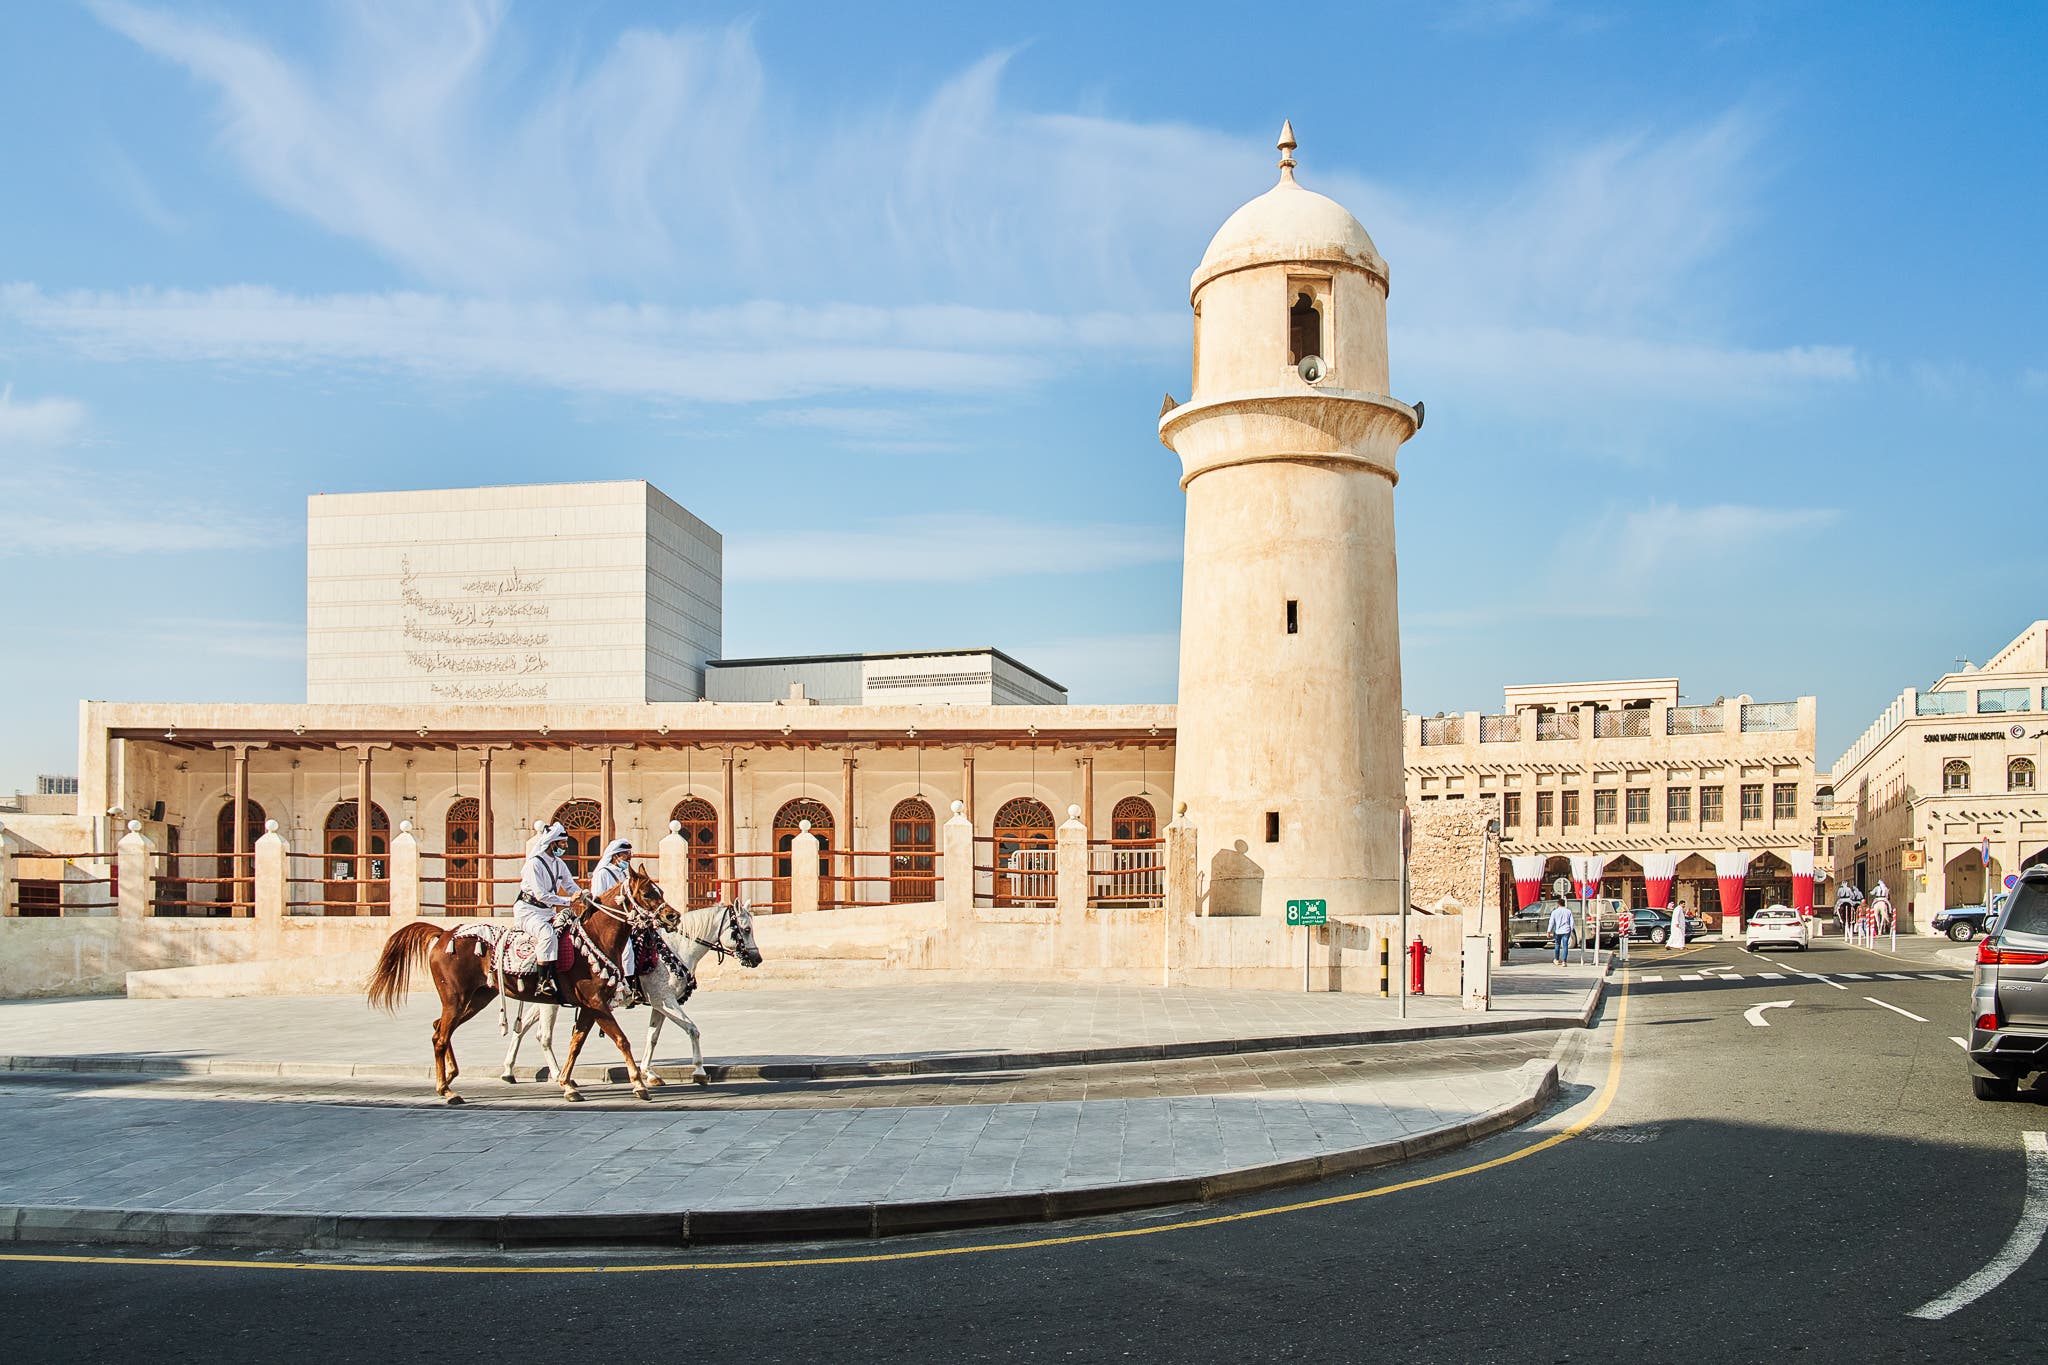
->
[1277, 120, 1297, 182]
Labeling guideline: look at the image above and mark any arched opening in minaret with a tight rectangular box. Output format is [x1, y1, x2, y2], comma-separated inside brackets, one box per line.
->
[1288, 291, 1323, 366]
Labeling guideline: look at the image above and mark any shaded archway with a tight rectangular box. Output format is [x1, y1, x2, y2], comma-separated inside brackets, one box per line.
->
[1749, 851, 1792, 913]
[1946, 847, 2000, 911]
[444, 797, 481, 914]
[1674, 853, 1717, 927]
[671, 797, 719, 907]
[993, 797, 1057, 906]
[773, 798, 834, 909]
[1600, 854, 1645, 909]
[889, 798, 937, 904]
[213, 798, 265, 916]
[550, 799, 604, 882]
[323, 801, 389, 915]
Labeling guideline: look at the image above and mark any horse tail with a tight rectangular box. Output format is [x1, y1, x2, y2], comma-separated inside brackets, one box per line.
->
[367, 920, 445, 1013]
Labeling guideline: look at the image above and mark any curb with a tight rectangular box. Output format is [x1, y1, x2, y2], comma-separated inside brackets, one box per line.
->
[0, 1059, 1561, 1252]
[0, 998, 1601, 1087]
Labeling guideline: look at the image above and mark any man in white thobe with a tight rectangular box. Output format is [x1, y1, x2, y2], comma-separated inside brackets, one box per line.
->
[515, 823, 582, 999]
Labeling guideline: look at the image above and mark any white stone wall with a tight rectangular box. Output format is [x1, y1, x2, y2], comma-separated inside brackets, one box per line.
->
[306, 480, 720, 705]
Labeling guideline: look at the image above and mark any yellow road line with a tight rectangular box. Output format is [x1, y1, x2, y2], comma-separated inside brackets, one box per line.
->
[0, 981, 1631, 1278]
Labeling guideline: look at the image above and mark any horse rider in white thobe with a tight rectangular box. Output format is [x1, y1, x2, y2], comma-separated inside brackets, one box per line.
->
[515, 823, 584, 1000]
[590, 837, 649, 1006]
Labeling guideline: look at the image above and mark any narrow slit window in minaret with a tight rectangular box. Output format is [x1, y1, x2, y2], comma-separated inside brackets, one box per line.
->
[1285, 599, 1299, 635]
[1288, 292, 1321, 365]
[1265, 811, 1281, 843]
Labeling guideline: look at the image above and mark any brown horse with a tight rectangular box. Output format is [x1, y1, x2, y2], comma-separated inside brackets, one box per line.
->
[367, 864, 678, 1105]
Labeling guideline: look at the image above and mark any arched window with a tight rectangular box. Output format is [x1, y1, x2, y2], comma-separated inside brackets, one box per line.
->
[550, 799, 604, 881]
[2010, 758, 2036, 792]
[213, 799, 265, 917]
[1110, 796, 1156, 844]
[671, 797, 719, 907]
[772, 798, 835, 910]
[1288, 291, 1322, 365]
[323, 801, 389, 915]
[444, 798, 480, 913]
[1944, 760, 1971, 794]
[889, 798, 937, 904]
[992, 797, 1056, 906]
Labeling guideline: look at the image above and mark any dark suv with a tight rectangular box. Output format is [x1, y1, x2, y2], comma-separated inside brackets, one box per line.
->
[1934, 893, 2009, 942]
[1967, 868, 2048, 1100]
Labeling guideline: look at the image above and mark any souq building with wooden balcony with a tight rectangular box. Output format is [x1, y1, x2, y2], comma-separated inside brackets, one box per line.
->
[1405, 679, 1820, 933]
[1824, 621, 2048, 933]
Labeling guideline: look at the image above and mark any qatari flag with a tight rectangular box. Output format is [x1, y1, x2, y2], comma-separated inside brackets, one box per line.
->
[1713, 850, 1754, 929]
[1791, 850, 1815, 914]
[1510, 855, 1546, 910]
[1641, 852, 1679, 910]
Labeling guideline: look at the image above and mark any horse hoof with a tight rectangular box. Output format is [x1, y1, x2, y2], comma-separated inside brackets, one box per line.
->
[562, 1088, 584, 1103]
[644, 1074, 666, 1088]
[445, 1094, 465, 1107]
[499, 1072, 517, 1084]
[633, 1087, 652, 1102]
[692, 1073, 710, 1087]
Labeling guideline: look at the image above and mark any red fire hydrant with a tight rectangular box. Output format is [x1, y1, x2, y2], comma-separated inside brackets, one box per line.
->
[1409, 935, 1430, 996]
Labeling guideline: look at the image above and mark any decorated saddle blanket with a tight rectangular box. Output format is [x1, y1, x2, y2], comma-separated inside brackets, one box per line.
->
[447, 920, 574, 977]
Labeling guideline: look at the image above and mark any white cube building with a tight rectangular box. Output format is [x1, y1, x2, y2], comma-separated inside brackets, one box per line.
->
[306, 481, 721, 704]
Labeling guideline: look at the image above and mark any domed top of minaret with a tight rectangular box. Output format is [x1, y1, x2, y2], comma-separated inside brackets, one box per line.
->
[1192, 121, 1387, 296]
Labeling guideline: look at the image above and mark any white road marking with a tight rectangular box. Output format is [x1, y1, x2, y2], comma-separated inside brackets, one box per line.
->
[1837, 973, 1872, 980]
[1638, 975, 1664, 983]
[1744, 1000, 1795, 1027]
[1910, 1132, 2048, 1320]
[1866, 996, 1929, 1023]
[1759, 972, 1786, 980]
[1878, 972, 1913, 980]
[1680, 974, 1703, 981]
[1951, 1037, 1969, 1050]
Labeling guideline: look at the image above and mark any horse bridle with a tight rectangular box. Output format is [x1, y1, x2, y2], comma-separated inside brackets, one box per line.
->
[689, 905, 750, 961]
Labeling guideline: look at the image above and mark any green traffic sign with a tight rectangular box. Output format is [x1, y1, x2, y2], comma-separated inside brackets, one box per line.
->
[1285, 898, 1328, 926]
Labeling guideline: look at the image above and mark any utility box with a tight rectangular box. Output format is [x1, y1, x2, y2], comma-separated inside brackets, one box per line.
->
[1462, 935, 1492, 1011]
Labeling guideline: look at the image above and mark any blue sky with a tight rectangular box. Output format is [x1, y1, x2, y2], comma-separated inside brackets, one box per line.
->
[3, 0, 2044, 791]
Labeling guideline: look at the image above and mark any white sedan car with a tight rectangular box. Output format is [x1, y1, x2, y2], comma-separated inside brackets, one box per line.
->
[1745, 905, 1811, 951]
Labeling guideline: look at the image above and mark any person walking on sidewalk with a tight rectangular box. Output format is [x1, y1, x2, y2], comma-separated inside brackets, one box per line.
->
[1548, 899, 1575, 966]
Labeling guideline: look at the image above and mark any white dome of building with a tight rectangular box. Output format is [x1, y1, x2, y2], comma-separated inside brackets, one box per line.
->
[1191, 122, 1387, 296]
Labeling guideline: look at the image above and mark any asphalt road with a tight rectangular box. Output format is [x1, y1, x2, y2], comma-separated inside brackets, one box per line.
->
[7, 936, 2045, 1364]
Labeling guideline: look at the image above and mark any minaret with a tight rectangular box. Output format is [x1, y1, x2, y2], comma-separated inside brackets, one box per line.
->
[1159, 123, 1421, 919]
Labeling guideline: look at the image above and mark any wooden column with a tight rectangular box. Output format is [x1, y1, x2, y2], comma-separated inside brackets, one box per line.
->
[841, 749, 857, 910]
[214, 741, 268, 913]
[345, 743, 391, 915]
[1080, 751, 1096, 836]
[599, 747, 617, 848]
[720, 749, 737, 901]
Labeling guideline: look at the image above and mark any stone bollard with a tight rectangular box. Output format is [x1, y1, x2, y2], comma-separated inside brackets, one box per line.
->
[117, 820, 154, 921]
[389, 821, 422, 921]
[658, 820, 690, 903]
[1164, 803, 1200, 984]
[1056, 804, 1088, 917]
[255, 820, 288, 955]
[942, 800, 974, 922]
[790, 821, 820, 914]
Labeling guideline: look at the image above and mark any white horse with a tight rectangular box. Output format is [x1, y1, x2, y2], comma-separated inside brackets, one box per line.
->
[501, 901, 763, 1088]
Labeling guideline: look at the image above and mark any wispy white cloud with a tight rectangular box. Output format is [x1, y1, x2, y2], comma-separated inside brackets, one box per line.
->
[1, 284, 1178, 403]
[726, 514, 1180, 583]
[1014, 631, 1179, 703]
[0, 385, 283, 556]
[73, 6, 1862, 427]
[0, 385, 88, 444]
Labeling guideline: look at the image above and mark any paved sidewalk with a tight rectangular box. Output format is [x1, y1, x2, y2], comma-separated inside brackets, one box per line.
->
[0, 966, 1599, 1078]
[0, 971, 1598, 1248]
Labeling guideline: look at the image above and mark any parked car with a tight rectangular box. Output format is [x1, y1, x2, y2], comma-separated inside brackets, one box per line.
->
[1745, 905, 1811, 952]
[1935, 893, 2010, 942]
[1578, 897, 1626, 947]
[1968, 868, 2048, 1100]
[1509, 899, 1570, 948]
[1622, 908, 1687, 945]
